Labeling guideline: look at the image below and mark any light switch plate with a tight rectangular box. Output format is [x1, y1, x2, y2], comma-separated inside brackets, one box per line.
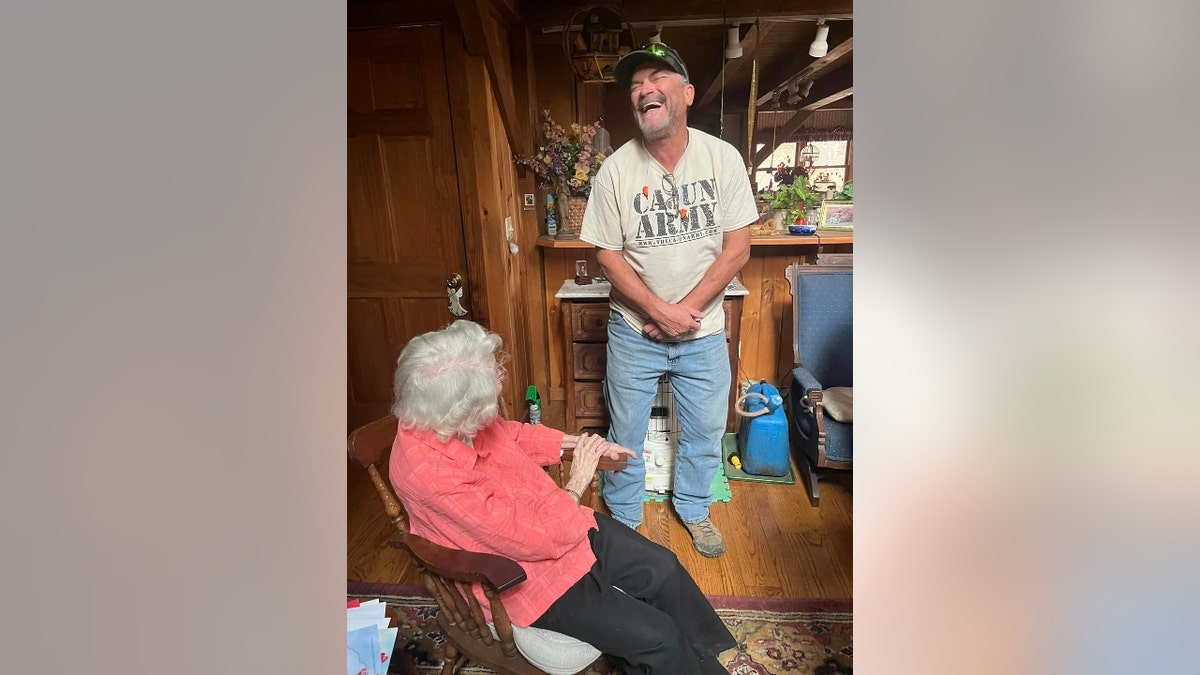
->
[504, 216, 514, 240]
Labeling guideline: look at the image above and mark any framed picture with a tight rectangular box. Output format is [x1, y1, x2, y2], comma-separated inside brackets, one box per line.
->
[523, 193, 536, 208]
[819, 201, 854, 230]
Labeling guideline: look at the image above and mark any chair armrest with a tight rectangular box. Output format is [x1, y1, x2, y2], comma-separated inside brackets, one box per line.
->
[389, 533, 528, 593]
[561, 448, 628, 473]
[791, 366, 824, 394]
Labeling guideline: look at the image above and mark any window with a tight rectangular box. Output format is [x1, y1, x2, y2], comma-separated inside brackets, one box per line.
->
[753, 141, 796, 192]
[805, 140, 849, 194]
[753, 139, 851, 194]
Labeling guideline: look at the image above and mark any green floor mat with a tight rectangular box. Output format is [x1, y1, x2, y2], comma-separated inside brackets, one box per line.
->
[642, 453, 731, 503]
[722, 432, 796, 484]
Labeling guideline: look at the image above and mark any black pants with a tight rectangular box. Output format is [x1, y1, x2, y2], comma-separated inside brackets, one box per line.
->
[531, 513, 736, 674]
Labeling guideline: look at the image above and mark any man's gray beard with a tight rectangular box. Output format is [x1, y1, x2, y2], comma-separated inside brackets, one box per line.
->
[636, 109, 676, 141]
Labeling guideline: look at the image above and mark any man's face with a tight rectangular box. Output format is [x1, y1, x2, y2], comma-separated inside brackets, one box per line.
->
[629, 65, 694, 141]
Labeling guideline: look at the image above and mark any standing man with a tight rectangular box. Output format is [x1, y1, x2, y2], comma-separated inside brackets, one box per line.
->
[579, 42, 758, 557]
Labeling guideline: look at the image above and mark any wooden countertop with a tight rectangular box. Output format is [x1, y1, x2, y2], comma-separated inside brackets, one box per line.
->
[536, 230, 853, 248]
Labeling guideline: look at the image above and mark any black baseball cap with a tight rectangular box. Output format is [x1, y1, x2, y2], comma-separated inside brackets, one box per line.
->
[614, 42, 690, 89]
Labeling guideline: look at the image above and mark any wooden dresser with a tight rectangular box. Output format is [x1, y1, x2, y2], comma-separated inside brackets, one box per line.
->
[555, 278, 748, 437]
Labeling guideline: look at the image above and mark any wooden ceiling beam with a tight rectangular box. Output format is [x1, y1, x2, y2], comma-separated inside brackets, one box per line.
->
[751, 111, 815, 168]
[750, 66, 852, 167]
[524, 1, 853, 28]
[756, 37, 852, 107]
[799, 87, 852, 112]
[695, 21, 777, 111]
[488, 0, 522, 27]
[758, 61, 852, 113]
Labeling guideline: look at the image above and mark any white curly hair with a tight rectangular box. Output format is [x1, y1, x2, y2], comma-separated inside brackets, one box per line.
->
[390, 320, 505, 442]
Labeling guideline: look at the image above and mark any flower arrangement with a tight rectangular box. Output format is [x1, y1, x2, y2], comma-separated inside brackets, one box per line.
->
[514, 110, 607, 198]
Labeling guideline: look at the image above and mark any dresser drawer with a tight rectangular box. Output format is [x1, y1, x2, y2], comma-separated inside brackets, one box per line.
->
[573, 381, 607, 419]
[572, 343, 607, 380]
[570, 303, 610, 341]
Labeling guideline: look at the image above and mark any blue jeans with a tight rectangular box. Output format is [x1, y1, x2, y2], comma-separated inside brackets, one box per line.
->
[602, 311, 730, 528]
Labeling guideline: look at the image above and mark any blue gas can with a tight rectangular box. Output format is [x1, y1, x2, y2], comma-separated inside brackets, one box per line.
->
[735, 381, 790, 477]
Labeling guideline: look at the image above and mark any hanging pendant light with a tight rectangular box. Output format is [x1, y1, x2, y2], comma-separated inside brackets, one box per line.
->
[724, 25, 743, 59]
[809, 18, 829, 57]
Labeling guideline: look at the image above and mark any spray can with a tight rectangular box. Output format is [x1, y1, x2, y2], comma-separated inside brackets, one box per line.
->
[525, 385, 542, 425]
[545, 194, 558, 237]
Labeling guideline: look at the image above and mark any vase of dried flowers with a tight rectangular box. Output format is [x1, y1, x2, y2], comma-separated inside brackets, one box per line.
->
[515, 110, 607, 240]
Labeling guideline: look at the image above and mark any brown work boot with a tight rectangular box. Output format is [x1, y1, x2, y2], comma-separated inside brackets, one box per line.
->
[683, 518, 725, 557]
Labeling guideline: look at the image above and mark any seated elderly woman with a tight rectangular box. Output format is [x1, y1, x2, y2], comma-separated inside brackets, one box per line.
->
[389, 320, 736, 674]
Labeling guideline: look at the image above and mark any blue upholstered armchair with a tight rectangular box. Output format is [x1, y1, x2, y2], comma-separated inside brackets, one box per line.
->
[785, 261, 852, 506]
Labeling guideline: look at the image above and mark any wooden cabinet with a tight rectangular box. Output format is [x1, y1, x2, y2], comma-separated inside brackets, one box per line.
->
[556, 279, 747, 436]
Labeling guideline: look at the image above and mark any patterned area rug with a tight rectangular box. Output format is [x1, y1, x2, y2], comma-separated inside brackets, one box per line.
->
[347, 582, 852, 674]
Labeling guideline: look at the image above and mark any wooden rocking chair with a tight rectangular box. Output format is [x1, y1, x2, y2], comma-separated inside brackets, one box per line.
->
[348, 416, 625, 675]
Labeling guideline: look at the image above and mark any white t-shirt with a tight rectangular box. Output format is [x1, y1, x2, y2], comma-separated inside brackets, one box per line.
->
[580, 127, 758, 340]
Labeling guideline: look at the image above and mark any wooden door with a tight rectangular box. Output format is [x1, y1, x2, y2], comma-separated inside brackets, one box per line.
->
[348, 25, 471, 430]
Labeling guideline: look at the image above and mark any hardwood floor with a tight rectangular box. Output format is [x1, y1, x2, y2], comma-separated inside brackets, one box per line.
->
[347, 450, 852, 599]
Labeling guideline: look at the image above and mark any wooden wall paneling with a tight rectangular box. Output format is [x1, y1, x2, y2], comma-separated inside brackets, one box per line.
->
[509, 25, 556, 424]
[488, 89, 532, 416]
[533, 35, 576, 131]
[444, 23, 527, 418]
[444, 22, 491, 332]
[348, 298, 393, 428]
[762, 252, 791, 386]
[530, 35, 580, 430]
[453, 0, 520, 150]
[542, 250, 570, 428]
[601, 86, 638, 151]
[348, 1, 452, 29]
[754, 259, 781, 385]
[576, 77, 603, 125]
[736, 258, 765, 386]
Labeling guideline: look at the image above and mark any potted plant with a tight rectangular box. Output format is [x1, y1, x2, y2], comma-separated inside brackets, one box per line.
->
[763, 166, 821, 233]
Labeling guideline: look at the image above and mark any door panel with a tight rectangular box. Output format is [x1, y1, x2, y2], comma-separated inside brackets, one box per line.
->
[348, 25, 470, 431]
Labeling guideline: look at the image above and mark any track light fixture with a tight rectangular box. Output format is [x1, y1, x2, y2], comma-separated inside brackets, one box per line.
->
[649, 24, 663, 44]
[809, 18, 829, 57]
[799, 80, 814, 97]
[724, 25, 742, 59]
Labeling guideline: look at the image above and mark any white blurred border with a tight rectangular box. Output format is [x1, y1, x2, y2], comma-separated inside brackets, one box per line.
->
[858, 1, 1200, 673]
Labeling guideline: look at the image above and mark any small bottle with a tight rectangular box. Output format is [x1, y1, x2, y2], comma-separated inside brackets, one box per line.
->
[525, 385, 542, 425]
[545, 194, 558, 237]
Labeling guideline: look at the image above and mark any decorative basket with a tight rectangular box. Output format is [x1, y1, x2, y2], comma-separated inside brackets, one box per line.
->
[555, 193, 587, 240]
[562, 5, 636, 84]
[566, 196, 587, 231]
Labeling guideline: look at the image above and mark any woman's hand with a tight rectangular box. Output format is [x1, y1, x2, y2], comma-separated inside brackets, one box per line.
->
[602, 441, 637, 462]
[566, 433, 608, 486]
[564, 434, 636, 504]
